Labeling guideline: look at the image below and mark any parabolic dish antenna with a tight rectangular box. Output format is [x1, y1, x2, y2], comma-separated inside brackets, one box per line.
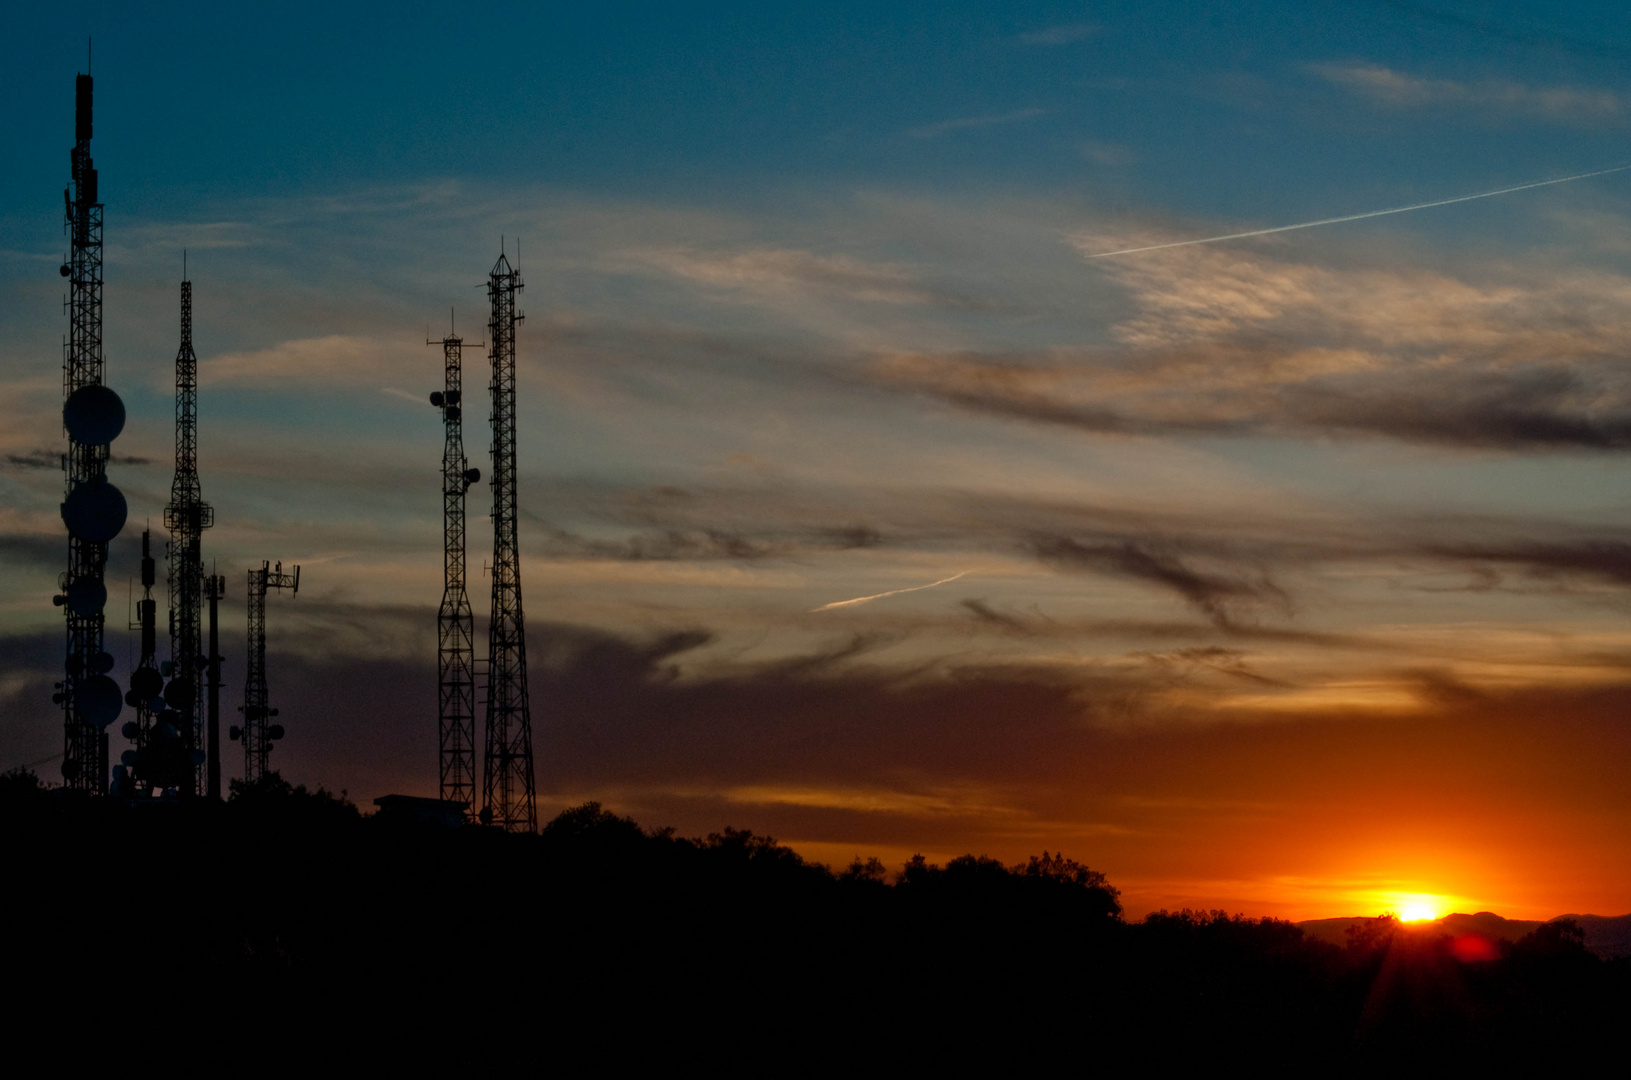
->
[64, 577, 107, 616]
[76, 674, 123, 728]
[62, 478, 127, 542]
[62, 384, 125, 446]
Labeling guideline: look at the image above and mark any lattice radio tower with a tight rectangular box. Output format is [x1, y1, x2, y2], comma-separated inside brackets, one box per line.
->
[55, 61, 129, 791]
[164, 268, 213, 795]
[481, 248, 536, 831]
[429, 314, 481, 813]
[235, 561, 298, 784]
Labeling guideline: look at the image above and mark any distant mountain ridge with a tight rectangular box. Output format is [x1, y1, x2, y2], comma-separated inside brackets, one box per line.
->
[1298, 911, 1631, 958]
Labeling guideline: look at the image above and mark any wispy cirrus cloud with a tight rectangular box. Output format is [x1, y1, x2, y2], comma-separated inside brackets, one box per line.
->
[534, 521, 881, 562]
[1017, 23, 1097, 46]
[873, 346, 1631, 451]
[620, 246, 937, 305]
[907, 108, 1045, 140]
[5, 449, 151, 470]
[862, 227, 1631, 452]
[1032, 536, 1291, 629]
[1421, 539, 1631, 590]
[200, 334, 398, 387]
[1311, 62, 1626, 125]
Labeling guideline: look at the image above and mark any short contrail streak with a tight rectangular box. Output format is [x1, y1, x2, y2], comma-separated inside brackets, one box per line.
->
[812, 571, 968, 612]
[1082, 163, 1631, 258]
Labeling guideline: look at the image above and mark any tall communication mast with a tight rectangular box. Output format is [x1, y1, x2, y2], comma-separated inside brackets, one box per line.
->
[165, 270, 213, 795]
[234, 561, 298, 784]
[55, 63, 129, 791]
[429, 316, 480, 813]
[481, 249, 536, 832]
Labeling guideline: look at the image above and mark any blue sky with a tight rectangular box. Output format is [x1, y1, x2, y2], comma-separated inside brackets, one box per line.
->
[9, 2, 1631, 211]
[8, 2, 1631, 918]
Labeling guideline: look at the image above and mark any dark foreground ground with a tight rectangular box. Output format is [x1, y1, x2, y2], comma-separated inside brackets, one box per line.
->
[6, 771, 1627, 1070]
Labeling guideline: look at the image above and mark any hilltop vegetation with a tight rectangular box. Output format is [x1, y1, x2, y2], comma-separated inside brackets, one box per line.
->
[4, 770, 1626, 1067]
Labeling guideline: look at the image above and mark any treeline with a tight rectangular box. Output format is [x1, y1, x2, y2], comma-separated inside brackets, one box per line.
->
[4, 770, 1625, 1068]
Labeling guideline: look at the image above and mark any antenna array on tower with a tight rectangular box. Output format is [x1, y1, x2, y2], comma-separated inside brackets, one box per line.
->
[429, 319, 481, 815]
[55, 67, 128, 791]
[235, 560, 298, 784]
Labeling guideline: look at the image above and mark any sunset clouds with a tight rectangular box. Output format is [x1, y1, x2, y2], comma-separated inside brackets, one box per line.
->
[6, 2, 1631, 920]
[1311, 62, 1626, 126]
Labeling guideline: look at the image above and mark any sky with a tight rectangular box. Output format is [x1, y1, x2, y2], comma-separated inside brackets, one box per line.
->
[6, 1, 1631, 920]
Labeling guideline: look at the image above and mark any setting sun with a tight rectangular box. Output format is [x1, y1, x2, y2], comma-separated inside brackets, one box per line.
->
[1396, 898, 1444, 922]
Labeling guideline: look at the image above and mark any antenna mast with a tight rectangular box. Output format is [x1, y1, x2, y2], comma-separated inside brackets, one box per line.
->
[55, 65, 129, 790]
[481, 251, 536, 831]
[429, 320, 480, 814]
[234, 560, 298, 784]
[115, 530, 166, 794]
[164, 271, 213, 795]
[205, 572, 226, 800]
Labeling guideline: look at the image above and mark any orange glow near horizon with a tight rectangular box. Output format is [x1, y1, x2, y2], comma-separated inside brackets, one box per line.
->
[1104, 871, 1496, 923]
[754, 696, 1631, 924]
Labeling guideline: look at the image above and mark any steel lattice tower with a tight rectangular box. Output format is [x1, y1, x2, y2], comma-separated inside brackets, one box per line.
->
[165, 274, 213, 795]
[237, 561, 297, 784]
[57, 69, 122, 792]
[430, 320, 479, 813]
[481, 251, 536, 832]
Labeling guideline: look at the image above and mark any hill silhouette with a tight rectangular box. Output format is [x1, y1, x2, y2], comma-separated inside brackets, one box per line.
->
[4, 769, 1627, 1068]
[1301, 912, 1631, 959]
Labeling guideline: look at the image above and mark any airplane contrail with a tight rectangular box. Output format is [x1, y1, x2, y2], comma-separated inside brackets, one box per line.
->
[812, 571, 968, 612]
[1081, 163, 1631, 258]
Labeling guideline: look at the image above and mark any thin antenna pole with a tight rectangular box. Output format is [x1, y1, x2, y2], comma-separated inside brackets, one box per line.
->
[206, 570, 223, 800]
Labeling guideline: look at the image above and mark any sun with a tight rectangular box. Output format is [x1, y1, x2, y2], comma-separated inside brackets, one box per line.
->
[1397, 899, 1441, 922]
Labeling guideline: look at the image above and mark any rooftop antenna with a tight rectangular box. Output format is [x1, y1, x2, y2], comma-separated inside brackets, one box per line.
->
[164, 259, 214, 795]
[428, 315, 482, 815]
[233, 560, 298, 784]
[54, 58, 130, 791]
[481, 247, 536, 832]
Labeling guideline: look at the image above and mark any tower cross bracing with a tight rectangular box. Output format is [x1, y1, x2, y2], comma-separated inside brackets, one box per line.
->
[431, 326, 478, 813]
[164, 275, 213, 795]
[59, 70, 112, 791]
[239, 560, 297, 784]
[481, 251, 536, 832]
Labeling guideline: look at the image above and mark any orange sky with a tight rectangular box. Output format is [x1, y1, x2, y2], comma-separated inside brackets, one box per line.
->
[759, 685, 1631, 921]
